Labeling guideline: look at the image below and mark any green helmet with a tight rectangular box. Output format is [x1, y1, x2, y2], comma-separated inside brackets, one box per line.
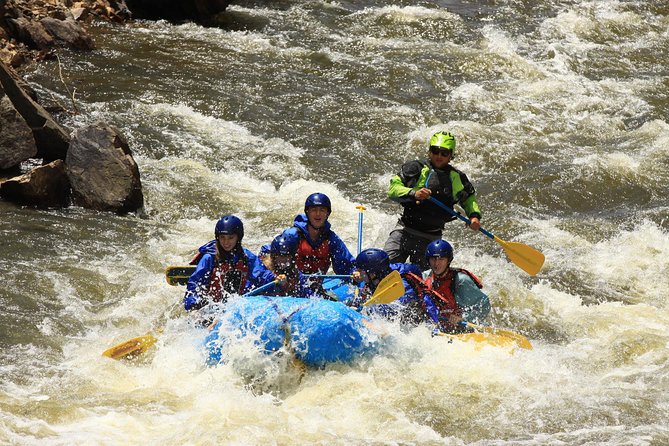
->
[429, 131, 456, 152]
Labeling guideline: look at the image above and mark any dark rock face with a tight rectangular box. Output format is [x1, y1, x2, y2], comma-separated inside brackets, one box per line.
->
[0, 93, 37, 169]
[125, 0, 232, 22]
[40, 17, 96, 50]
[0, 61, 70, 162]
[5, 16, 55, 50]
[66, 122, 144, 214]
[0, 159, 69, 207]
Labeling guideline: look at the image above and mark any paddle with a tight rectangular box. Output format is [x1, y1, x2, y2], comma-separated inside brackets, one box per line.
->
[355, 205, 366, 254]
[355, 270, 532, 349]
[362, 270, 406, 306]
[165, 265, 352, 286]
[102, 279, 281, 360]
[426, 196, 545, 276]
[353, 205, 366, 303]
[459, 321, 533, 350]
[165, 265, 196, 285]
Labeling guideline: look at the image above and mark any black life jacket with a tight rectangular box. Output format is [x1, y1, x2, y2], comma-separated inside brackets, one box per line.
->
[399, 160, 474, 233]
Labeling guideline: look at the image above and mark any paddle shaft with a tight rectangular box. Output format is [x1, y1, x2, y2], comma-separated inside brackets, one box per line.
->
[356, 205, 366, 254]
[245, 279, 280, 296]
[426, 196, 494, 240]
[104, 278, 282, 360]
[166, 266, 352, 286]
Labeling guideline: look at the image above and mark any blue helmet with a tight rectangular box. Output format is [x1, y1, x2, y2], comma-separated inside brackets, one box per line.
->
[355, 248, 391, 277]
[215, 215, 244, 241]
[425, 239, 453, 261]
[304, 192, 331, 214]
[270, 228, 300, 255]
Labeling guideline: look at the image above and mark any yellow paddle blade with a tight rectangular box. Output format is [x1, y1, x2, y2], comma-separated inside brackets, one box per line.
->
[102, 333, 159, 360]
[437, 331, 517, 349]
[494, 236, 545, 276]
[466, 322, 533, 350]
[362, 270, 406, 306]
[165, 265, 196, 286]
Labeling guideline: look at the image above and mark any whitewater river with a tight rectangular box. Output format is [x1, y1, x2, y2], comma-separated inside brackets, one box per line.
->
[2, 0, 668, 444]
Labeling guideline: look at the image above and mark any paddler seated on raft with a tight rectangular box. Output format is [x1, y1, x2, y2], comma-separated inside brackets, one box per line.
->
[384, 131, 482, 270]
[260, 228, 321, 299]
[412, 239, 491, 334]
[183, 215, 274, 312]
[352, 248, 425, 326]
[259, 192, 356, 293]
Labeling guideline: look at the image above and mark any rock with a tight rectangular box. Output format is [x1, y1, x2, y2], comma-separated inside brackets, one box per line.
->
[66, 122, 144, 214]
[124, 0, 231, 22]
[6, 16, 55, 50]
[0, 61, 71, 161]
[0, 94, 38, 169]
[70, 6, 88, 21]
[40, 17, 95, 50]
[0, 159, 70, 207]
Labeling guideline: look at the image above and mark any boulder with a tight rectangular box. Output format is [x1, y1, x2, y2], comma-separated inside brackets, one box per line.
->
[0, 159, 69, 207]
[5, 16, 55, 50]
[0, 61, 70, 161]
[40, 17, 95, 50]
[0, 93, 37, 169]
[66, 122, 144, 214]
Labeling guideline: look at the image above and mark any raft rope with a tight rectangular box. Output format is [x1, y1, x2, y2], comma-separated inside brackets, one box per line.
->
[263, 297, 308, 378]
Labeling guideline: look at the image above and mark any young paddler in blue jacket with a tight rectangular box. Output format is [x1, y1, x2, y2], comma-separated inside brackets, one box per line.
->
[352, 248, 425, 326]
[385, 131, 482, 270]
[261, 228, 318, 298]
[183, 215, 273, 311]
[260, 193, 356, 274]
[417, 240, 491, 333]
[292, 192, 356, 276]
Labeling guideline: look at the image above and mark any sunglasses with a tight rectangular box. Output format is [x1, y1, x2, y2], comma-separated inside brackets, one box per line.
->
[429, 147, 453, 157]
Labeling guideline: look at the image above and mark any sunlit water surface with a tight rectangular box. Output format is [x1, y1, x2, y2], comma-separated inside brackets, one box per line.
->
[2, 0, 669, 444]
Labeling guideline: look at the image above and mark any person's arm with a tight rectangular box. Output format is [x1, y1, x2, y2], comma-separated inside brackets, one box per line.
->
[449, 170, 481, 230]
[183, 254, 215, 311]
[421, 293, 441, 325]
[244, 249, 276, 291]
[454, 273, 491, 324]
[388, 161, 428, 204]
[328, 233, 356, 275]
[451, 170, 481, 218]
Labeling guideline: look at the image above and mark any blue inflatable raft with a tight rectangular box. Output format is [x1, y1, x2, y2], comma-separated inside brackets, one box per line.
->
[203, 279, 379, 367]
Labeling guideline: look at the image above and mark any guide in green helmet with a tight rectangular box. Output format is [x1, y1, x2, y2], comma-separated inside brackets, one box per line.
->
[384, 130, 482, 270]
[429, 131, 456, 152]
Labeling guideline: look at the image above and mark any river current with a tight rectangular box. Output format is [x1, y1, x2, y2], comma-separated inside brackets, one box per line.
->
[2, 0, 668, 444]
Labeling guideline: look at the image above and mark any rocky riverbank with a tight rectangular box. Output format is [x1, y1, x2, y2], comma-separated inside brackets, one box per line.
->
[0, 0, 231, 212]
[0, 0, 126, 69]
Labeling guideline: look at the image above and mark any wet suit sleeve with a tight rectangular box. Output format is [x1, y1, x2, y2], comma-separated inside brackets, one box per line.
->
[388, 161, 428, 204]
[184, 254, 215, 311]
[454, 273, 491, 324]
[451, 170, 481, 219]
